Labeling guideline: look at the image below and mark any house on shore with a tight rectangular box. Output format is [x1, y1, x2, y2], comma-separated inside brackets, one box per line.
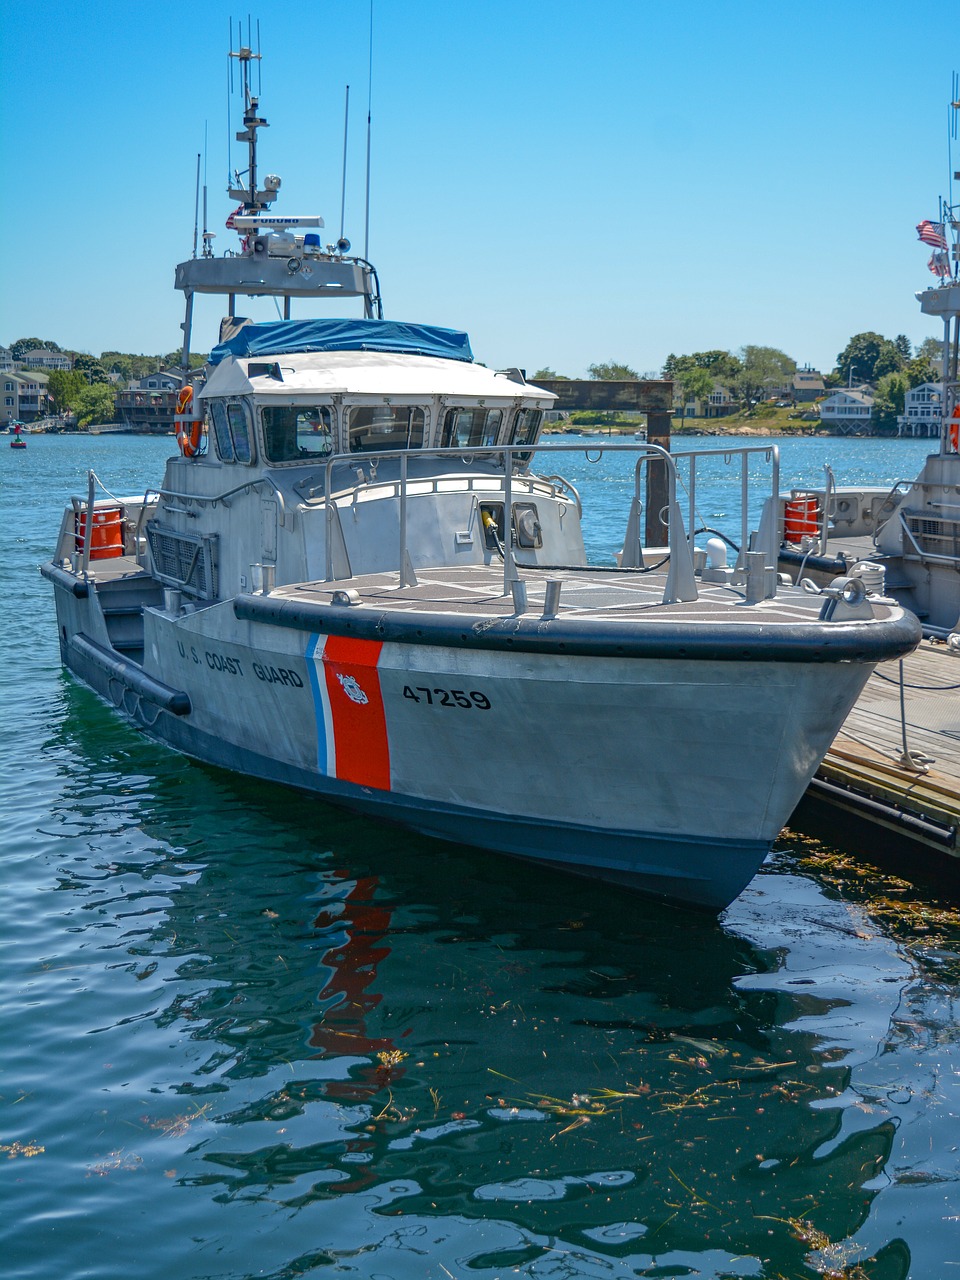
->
[792, 368, 825, 403]
[3, 370, 51, 422]
[897, 382, 942, 438]
[675, 384, 739, 418]
[819, 388, 874, 434]
[115, 370, 184, 433]
[21, 348, 73, 372]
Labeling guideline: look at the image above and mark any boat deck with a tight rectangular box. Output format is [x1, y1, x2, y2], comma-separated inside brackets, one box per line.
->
[274, 563, 866, 626]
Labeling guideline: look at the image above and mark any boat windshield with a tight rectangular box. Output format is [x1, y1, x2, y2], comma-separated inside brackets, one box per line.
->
[348, 406, 425, 453]
[441, 407, 503, 449]
[262, 405, 334, 463]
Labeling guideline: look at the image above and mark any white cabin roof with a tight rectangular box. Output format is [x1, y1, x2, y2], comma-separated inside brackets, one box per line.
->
[200, 351, 557, 405]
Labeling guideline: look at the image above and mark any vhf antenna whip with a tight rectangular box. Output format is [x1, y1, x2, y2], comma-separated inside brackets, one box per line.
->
[364, 0, 374, 261]
[192, 153, 201, 258]
[340, 85, 350, 244]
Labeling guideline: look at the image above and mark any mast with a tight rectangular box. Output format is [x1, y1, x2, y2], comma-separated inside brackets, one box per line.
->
[917, 81, 960, 457]
[227, 42, 279, 216]
[177, 39, 382, 371]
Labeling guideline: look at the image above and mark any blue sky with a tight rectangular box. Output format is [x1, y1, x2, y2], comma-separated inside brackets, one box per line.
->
[2, 0, 955, 376]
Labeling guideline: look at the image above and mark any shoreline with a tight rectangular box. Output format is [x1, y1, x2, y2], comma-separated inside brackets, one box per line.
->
[542, 422, 902, 440]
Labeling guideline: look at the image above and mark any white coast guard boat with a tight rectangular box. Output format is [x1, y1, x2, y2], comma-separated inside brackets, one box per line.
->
[42, 43, 921, 909]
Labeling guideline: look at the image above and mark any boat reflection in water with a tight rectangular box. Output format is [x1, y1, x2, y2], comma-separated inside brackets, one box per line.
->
[21, 688, 933, 1278]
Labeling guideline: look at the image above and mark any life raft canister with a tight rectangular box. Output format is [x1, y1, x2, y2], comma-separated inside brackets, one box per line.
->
[175, 385, 204, 457]
[75, 506, 125, 559]
[783, 494, 821, 543]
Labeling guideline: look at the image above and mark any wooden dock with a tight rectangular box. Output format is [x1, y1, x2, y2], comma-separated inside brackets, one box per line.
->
[790, 639, 960, 862]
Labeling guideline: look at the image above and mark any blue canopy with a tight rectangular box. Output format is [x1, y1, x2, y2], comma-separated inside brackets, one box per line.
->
[209, 318, 474, 365]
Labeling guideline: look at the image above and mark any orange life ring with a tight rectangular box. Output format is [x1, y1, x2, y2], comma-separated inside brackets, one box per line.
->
[177, 419, 204, 457]
[175, 385, 204, 456]
[950, 405, 960, 453]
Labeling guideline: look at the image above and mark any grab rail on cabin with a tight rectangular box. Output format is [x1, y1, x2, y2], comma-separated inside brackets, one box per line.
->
[320, 441, 699, 605]
[151, 475, 288, 526]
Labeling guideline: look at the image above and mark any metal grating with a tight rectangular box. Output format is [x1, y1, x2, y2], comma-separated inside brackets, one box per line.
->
[146, 522, 219, 599]
[906, 514, 960, 558]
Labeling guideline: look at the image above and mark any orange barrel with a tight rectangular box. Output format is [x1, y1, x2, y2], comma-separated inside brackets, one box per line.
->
[783, 495, 820, 543]
[75, 506, 125, 559]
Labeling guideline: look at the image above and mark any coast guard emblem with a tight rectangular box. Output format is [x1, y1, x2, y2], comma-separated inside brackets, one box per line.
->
[336, 673, 369, 705]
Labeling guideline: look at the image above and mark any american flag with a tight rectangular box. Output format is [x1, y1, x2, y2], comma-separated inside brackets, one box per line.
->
[928, 251, 951, 277]
[917, 220, 948, 249]
[225, 205, 244, 230]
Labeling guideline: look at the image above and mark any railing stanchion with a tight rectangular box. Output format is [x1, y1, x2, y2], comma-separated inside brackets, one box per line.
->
[688, 457, 696, 547]
[324, 456, 334, 582]
[769, 448, 780, 569]
[503, 446, 516, 595]
[739, 455, 749, 568]
[82, 471, 95, 576]
[398, 453, 412, 587]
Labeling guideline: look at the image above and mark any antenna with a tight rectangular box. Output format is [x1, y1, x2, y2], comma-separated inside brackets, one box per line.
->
[950, 70, 959, 215]
[340, 85, 350, 243]
[364, 0, 374, 260]
[227, 20, 233, 186]
[192, 153, 201, 258]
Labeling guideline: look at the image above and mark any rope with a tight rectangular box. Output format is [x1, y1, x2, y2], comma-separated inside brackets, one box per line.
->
[871, 669, 960, 692]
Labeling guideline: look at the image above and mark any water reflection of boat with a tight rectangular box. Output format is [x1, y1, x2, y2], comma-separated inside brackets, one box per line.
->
[29, 688, 929, 1278]
[146, 816, 917, 1273]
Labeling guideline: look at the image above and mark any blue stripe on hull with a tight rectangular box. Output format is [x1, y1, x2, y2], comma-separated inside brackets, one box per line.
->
[304, 632, 328, 774]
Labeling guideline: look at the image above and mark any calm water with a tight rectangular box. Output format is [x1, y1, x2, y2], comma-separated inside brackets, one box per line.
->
[3, 433, 959, 1280]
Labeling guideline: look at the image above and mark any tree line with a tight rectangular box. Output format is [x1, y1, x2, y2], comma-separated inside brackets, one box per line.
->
[534, 332, 944, 431]
[5, 337, 206, 427]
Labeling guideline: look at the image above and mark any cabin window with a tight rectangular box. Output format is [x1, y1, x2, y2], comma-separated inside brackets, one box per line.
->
[209, 399, 235, 462]
[262, 405, 334, 463]
[348, 405, 425, 453]
[441, 407, 503, 449]
[510, 408, 542, 446]
[227, 402, 255, 463]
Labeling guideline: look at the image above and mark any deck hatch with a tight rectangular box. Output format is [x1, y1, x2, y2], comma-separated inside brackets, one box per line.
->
[146, 522, 219, 599]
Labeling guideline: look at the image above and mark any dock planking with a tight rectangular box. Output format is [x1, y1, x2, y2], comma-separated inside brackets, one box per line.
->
[791, 639, 960, 861]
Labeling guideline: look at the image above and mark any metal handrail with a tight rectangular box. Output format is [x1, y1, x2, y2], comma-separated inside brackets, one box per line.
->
[152, 475, 288, 525]
[75, 470, 160, 573]
[321, 441, 698, 603]
[664, 444, 781, 570]
[897, 508, 960, 567]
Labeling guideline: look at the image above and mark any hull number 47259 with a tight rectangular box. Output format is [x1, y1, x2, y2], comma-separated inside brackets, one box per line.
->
[402, 686, 491, 709]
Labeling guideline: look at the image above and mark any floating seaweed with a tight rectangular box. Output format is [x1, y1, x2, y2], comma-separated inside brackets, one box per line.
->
[1, 1140, 45, 1159]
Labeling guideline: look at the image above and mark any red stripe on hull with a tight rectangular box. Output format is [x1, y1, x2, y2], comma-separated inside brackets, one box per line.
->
[322, 635, 391, 790]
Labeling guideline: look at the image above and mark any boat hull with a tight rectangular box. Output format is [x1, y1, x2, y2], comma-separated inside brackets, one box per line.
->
[48, 581, 907, 910]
